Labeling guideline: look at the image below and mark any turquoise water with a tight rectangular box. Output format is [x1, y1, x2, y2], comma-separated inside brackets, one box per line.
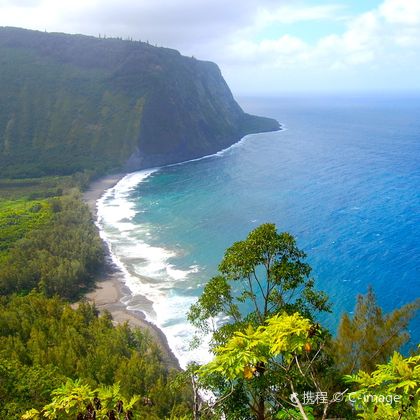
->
[98, 95, 420, 366]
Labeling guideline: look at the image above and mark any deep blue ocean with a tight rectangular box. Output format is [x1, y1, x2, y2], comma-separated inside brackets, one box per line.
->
[98, 94, 420, 367]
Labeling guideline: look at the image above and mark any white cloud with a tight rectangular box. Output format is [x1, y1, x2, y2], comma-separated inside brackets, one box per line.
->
[226, 0, 420, 70]
[225, 35, 307, 67]
[0, 0, 42, 6]
[34, 0, 268, 49]
[0, 1, 347, 50]
[224, 10, 381, 71]
[256, 3, 347, 25]
[379, 0, 420, 25]
[0, 0, 419, 92]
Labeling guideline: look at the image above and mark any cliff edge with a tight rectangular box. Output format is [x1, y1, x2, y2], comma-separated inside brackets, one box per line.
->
[0, 27, 279, 177]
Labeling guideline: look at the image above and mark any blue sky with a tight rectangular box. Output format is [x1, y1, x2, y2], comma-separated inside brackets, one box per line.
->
[1, 0, 419, 94]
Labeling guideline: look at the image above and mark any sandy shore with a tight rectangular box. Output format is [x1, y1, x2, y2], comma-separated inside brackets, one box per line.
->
[82, 173, 125, 217]
[81, 174, 181, 370]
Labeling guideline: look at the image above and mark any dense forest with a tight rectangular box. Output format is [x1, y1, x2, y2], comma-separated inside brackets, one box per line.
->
[0, 175, 194, 418]
[0, 294, 192, 418]
[0, 175, 101, 298]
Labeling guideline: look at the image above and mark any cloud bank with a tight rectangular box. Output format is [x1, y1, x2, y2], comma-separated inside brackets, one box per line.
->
[1, 0, 419, 93]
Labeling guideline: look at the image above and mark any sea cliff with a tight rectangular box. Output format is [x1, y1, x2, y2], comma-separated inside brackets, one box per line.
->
[0, 27, 279, 178]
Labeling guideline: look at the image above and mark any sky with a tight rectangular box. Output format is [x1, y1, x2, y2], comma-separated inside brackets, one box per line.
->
[1, 0, 420, 95]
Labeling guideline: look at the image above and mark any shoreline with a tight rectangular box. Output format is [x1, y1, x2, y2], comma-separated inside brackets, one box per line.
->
[82, 173, 181, 370]
[82, 173, 125, 218]
[79, 130, 282, 371]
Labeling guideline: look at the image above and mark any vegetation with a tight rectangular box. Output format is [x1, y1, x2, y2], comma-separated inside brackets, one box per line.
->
[186, 224, 419, 420]
[188, 223, 330, 350]
[188, 224, 340, 419]
[0, 192, 103, 299]
[0, 294, 192, 419]
[22, 380, 141, 419]
[0, 44, 143, 177]
[333, 287, 420, 374]
[0, 173, 92, 200]
[0, 172, 193, 418]
[0, 27, 278, 179]
[0, 198, 52, 260]
[345, 349, 419, 419]
[198, 312, 321, 419]
[0, 185, 417, 420]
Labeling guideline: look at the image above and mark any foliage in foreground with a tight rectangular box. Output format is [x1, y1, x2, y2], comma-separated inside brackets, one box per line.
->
[0, 294, 192, 419]
[188, 224, 341, 419]
[188, 223, 330, 350]
[22, 380, 140, 419]
[198, 312, 323, 419]
[345, 349, 420, 419]
[196, 315, 419, 420]
[187, 223, 419, 420]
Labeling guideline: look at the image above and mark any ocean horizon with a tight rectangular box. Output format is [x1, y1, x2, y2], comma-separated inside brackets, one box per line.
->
[97, 94, 420, 368]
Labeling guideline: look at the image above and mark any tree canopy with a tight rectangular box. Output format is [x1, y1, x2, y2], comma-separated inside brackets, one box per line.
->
[187, 224, 419, 420]
[188, 223, 330, 349]
[0, 294, 192, 419]
[334, 286, 420, 374]
[187, 224, 336, 419]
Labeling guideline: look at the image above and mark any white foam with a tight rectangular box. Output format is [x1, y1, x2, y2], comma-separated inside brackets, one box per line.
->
[97, 169, 159, 225]
[166, 134, 253, 168]
[95, 170, 211, 368]
[166, 264, 199, 281]
[165, 125, 282, 170]
[94, 132, 283, 368]
[153, 292, 213, 366]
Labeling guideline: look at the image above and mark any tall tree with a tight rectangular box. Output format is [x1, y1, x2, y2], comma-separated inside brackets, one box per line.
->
[188, 224, 332, 419]
[188, 223, 330, 349]
[334, 286, 419, 374]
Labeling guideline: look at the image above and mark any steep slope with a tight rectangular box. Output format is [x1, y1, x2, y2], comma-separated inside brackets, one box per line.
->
[0, 27, 279, 178]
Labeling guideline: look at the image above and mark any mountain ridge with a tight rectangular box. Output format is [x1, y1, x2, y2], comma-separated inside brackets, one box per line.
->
[0, 27, 279, 178]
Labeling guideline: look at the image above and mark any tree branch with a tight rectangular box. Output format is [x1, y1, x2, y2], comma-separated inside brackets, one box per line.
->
[247, 274, 264, 323]
[289, 382, 309, 420]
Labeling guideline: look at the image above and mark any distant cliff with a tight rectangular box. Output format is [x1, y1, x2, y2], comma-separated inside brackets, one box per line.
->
[0, 27, 279, 178]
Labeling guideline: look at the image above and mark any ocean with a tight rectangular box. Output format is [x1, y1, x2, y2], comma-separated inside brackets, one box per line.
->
[97, 94, 420, 368]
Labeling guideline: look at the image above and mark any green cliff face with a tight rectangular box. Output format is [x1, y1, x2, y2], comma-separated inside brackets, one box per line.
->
[0, 27, 279, 178]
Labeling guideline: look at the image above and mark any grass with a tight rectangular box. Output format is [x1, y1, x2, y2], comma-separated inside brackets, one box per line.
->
[0, 198, 52, 258]
[0, 171, 95, 265]
[0, 177, 66, 262]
